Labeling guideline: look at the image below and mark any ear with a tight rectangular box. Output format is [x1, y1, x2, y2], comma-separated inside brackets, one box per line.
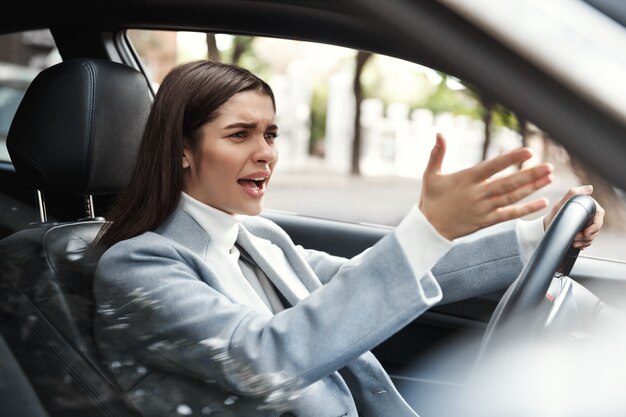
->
[182, 148, 192, 169]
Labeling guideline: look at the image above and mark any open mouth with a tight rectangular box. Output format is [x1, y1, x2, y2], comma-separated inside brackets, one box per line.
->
[237, 178, 265, 189]
[237, 174, 269, 197]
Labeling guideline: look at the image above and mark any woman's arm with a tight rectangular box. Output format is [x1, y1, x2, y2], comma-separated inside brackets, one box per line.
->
[299, 217, 525, 304]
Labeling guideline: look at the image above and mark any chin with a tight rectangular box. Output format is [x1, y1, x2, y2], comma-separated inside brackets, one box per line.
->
[239, 204, 263, 216]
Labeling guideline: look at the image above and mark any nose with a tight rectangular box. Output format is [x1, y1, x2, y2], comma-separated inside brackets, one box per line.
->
[252, 135, 277, 164]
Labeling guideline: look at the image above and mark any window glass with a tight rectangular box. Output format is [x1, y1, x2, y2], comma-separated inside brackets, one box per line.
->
[128, 29, 626, 262]
[0, 30, 61, 162]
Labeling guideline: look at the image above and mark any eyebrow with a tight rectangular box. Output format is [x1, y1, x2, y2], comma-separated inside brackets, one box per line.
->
[224, 122, 278, 131]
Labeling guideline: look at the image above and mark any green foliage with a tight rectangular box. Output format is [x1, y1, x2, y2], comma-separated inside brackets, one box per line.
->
[454, 77, 520, 131]
[417, 72, 481, 118]
[224, 36, 270, 77]
[309, 81, 328, 156]
[491, 103, 519, 131]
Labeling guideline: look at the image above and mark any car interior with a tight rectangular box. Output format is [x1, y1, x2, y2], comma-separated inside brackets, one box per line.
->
[1, 1, 626, 417]
[0, 57, 154, 417]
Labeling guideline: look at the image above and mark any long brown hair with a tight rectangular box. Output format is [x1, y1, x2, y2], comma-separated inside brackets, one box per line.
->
[94, 60, 275, 249]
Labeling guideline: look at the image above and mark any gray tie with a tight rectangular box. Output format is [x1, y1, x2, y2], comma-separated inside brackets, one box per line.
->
[234, 242, 287, 313]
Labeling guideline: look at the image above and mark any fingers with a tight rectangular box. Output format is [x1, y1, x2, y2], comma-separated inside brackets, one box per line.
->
[574, 231, 598, 248]
[484, 198, 550, 227]
[573, 200, 605, 248]
[558, 185, 594, 214]
[486, 173, 553, 208]
[567, 194, 604, 249]
[586, 208, 604, 237]
[479, 162, 553, 214]
[423, 133, 446, 178]
[551, 187, 582, 220]
[470, 147, 534, 180]
[485, 163, 553, 198]
[544, 184, 596, 230]
[560, 185, 594, 206]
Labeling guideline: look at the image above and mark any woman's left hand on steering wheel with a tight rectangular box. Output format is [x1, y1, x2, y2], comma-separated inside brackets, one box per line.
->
[543, 185, 605, 249]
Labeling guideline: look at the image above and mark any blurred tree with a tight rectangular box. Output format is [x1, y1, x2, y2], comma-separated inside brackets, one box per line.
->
[480, 96, 493, 161]
[205, 34, 258, 69]
[309, 81, 328, 157]
[457, 80, 521, 161]
[421, 73, 480, 118]
[352, 50, 373, 175]
[230, 36, 254, 65]
[206, 33, 220, 61]
[223, 36, 269, 79]
[517, 117, 528, 147]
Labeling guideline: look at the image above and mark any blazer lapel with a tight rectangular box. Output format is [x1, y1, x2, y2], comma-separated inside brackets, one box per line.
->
[240, 218, 325, 293]
[155, 207, 270, 312]
[236, 225, 310, 306]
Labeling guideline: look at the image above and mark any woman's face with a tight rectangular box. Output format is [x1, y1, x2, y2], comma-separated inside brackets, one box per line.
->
[182, 90, 278, 215]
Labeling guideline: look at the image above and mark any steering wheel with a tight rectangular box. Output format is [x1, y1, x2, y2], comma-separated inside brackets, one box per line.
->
[476, 194, 597, 362]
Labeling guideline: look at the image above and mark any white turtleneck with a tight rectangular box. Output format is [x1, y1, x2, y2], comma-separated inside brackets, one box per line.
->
[181, 192, 286, 312]
[180, 192, 243, 256]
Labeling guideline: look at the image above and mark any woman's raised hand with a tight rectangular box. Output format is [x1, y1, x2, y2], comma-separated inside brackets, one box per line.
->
[419, 133, 554, 240]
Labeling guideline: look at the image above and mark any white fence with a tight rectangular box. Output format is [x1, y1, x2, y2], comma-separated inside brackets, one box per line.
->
[273, 69, 524, 177]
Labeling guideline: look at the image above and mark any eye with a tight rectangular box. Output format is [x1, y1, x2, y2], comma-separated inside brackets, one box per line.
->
[229, 131, 248, 139]
[264, 132, 278, 141]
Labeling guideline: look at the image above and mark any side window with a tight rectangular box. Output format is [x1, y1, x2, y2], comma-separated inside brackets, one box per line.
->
[0, 30, 61, 162]
[128, 29, 626, 262]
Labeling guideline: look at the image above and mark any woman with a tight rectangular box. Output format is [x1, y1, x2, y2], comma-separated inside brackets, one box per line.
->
[93, 60, 603, 417]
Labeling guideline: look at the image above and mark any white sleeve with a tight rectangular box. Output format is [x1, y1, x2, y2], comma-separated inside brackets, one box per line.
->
[393, 205, 454, 304]
[516, 217, 545, 263]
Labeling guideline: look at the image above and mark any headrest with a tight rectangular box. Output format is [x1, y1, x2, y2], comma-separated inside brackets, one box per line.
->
[7, 58, 152, 195]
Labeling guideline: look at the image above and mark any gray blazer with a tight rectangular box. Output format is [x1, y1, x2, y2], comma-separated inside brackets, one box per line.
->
[94, 206, 525, 417]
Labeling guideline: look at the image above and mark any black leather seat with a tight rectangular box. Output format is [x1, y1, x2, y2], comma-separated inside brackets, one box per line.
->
[0, 58, 152, 417]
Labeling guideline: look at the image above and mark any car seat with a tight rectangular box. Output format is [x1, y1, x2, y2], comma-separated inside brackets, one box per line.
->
[0, 58, 152, 417]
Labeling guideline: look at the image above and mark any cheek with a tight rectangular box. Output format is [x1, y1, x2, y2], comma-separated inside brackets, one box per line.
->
[195, 139, 252, 180]
[200, 153, 243, 182]
[194, 145, 224, 173]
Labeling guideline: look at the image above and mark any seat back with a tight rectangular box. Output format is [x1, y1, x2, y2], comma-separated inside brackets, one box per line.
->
[0, 58, 152, 417]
